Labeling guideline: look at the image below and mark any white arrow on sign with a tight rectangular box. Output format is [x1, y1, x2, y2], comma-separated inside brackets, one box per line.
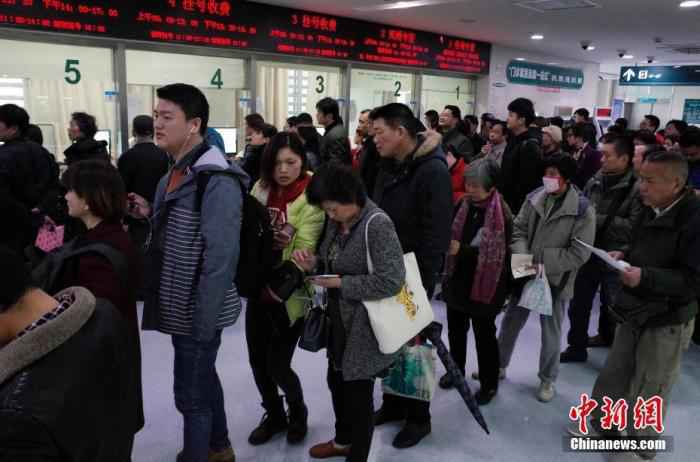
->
[623, 69, 636, 82]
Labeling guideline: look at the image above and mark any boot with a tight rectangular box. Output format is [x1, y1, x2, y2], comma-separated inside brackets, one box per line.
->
[248, 398, 288, 446]
[286, 401, 309, 444]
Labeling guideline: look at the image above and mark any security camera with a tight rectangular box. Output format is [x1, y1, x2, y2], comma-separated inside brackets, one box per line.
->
[580, 40, 592, 51]
[617, 50, 627, 58]
[647, 56, 655, 64]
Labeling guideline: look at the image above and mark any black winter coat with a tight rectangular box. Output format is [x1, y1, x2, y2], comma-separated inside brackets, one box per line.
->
[442, 127, 474, 162]
[373, 130, 453, 293]
[620, 189, 700, 328]
[241, 143, 266, 188]
[320, 121, 351, 166]
[444, 197, 514, 316]
[501, 127, 543, 214]
[0, 138, 59, 211]
[118, 141, 171, 203]
[64, 138, 110, 165]
[0, 287, 141, 461]
[359, 135, 380, 198]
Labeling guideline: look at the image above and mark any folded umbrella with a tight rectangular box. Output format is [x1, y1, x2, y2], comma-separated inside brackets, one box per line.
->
[423, 321, 491, 435]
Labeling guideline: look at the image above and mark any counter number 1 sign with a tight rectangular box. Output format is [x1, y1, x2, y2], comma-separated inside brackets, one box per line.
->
[64, 59, 81, 85]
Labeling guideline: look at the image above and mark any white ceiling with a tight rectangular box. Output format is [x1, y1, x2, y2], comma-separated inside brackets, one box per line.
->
[254, 0, 700, 69]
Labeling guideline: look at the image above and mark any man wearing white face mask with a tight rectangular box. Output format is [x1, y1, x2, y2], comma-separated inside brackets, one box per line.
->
[496, 154, 596, 403]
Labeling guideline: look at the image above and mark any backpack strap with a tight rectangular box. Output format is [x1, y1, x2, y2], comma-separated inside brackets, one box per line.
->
[195, 170, 242, 211]
[61, 242, 130, 293]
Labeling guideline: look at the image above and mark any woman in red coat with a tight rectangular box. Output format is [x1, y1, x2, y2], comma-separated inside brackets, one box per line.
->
[59, 159, 144, 457]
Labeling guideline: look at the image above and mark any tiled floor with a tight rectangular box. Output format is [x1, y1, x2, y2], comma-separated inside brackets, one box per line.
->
[133, 300, 700, 461]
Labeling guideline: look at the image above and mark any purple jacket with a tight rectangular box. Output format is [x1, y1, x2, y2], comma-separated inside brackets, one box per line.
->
[574, 144, 602, 190]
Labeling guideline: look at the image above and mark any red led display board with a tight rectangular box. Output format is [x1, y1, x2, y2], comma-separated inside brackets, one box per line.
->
[0, 0, 490, 74]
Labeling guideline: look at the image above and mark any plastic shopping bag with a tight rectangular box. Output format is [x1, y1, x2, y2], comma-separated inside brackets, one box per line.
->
[517, 264, 553, 316]
[382, 343, 437, 402]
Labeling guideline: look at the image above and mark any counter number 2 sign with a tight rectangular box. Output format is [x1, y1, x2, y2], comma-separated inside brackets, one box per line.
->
[64, 59, 81, 85]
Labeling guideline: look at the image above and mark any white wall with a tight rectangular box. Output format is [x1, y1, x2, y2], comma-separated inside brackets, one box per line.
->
[483, 45, 600, 119]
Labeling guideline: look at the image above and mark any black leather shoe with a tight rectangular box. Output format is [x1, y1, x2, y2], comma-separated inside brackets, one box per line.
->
[374, 406, 404, 426]
[392, 422, 431, 449]
[587, 335, 612, 348]
[560, 348, 588, 363]
[438, 373, 454, 389]
[248, 413, 288, 446]
[475, 388, 497, 406]
[286, 402, 308, 444]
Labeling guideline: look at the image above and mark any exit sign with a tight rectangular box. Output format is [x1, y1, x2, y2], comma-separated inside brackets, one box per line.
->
[619, 66, 700, 86]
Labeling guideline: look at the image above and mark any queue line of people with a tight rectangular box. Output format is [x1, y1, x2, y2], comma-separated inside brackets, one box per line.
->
[1, 88, 700, 462]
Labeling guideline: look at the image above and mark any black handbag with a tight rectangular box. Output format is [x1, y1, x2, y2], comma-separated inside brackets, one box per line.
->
[298, 290, 329, 353]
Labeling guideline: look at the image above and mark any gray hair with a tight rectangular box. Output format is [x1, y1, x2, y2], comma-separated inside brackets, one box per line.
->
[464, 158, 501, 191]
[644, 150, 689, 185]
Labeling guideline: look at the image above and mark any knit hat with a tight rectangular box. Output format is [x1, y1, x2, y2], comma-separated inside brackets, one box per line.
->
[542, 125, 563, 145]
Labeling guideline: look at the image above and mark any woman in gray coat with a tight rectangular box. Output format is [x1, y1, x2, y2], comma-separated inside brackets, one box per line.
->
[292, 164, 405, 462]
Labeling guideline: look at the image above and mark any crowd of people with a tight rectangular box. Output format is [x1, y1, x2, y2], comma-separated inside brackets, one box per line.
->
[1, 83, 700, 462]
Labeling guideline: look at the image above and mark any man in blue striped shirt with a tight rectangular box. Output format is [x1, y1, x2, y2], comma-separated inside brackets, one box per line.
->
[128, 84, 249, 462]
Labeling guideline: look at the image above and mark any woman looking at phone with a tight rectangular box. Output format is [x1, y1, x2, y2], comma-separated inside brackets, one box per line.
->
[246, 132, 325, 446]
[293, 164, 405, 462]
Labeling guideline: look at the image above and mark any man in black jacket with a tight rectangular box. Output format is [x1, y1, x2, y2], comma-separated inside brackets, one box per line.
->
[501, 98, 543, 214]
[576, 151, 700, 461]
[0, 247, 139, 461]
[370, 103, 453, 449]
[0, 104, 57, 210]
[561, 134, 643, 363]
[118, 115, 171, 204]
[439, 105, 474, 162]
[316, 97, 351, 166]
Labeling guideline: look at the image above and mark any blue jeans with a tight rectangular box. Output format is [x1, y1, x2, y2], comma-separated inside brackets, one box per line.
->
[172, 331, 230, 462]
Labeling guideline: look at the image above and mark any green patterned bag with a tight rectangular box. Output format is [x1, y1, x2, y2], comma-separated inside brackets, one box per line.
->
[381, 343, 437, 402]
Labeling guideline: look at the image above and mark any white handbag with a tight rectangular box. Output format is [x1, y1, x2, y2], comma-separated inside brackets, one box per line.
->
[362, 213, 435, 354]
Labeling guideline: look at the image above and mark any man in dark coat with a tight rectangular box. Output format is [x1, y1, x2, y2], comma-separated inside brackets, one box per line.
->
[370, 103, 453, 450]
[562, 133, 643, 362]
[500, 98, 543, 214]
[316, 97, 351, 166]
[0, 104, 58, 214]
[64, 112, 110, 165]
[439, 105, 474, 162]
[118, 115, 170, 204]
[0, 247, 139, 461]
[575, 151, 700, 461]
[118, 115, 171, 256]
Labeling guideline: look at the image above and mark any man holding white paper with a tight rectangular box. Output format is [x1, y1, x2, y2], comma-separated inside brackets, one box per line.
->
[497, 154, 595, 403]
[561, 133, 643, 363]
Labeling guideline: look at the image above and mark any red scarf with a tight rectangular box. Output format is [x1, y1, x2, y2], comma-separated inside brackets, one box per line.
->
[266, 174, 311, 226]
[445, 191, 507, 304]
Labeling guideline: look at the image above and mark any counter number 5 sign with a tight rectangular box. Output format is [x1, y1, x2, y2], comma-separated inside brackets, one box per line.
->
[64, 59, 81, 85]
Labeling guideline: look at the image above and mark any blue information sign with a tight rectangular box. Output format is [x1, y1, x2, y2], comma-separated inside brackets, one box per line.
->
[683, 99, 700, 124]
[506, 61, 584, 90]
[619, 66, 700, 86]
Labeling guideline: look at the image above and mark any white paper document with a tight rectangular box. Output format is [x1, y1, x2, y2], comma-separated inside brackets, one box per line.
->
[511, 254, 537, 279]
[574, 239, 631, 272]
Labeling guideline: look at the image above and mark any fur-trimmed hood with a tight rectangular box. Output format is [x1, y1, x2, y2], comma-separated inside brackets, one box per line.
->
[414, 129, 443, 159]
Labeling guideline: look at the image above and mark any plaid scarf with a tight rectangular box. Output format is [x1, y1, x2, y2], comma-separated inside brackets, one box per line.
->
[445, 192, 506, 304]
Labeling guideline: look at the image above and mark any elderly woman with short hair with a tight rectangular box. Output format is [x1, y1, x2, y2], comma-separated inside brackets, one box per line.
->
[440, 159, 513, 405]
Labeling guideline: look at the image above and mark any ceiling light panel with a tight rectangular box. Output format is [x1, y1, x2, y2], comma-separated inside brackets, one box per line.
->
[514, 0, 600, 12]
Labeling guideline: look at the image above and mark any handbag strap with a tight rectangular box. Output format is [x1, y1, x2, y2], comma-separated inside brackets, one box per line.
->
[364, 212, 387, 275]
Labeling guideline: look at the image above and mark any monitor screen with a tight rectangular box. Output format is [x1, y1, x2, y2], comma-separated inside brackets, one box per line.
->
[213, 127, 238, 154]
[95, 129, 111, 155]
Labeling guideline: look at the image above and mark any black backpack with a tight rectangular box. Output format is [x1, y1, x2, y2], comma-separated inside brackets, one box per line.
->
[30, 239, 129, 294]
[196, 171, 275, 299]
